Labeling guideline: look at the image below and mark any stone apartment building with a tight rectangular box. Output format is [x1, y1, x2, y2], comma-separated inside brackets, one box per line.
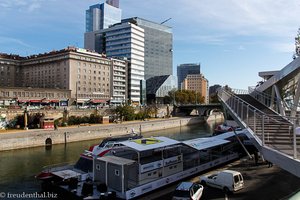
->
[0, 47, 127, 106]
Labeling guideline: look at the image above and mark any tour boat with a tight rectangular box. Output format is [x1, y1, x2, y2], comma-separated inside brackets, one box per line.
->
[213, 120, 241, 135]
[44, 131, 252, 200]
[36, 132, 142, 183]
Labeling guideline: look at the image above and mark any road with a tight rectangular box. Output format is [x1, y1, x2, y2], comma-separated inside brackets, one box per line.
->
[139, 158, 300, 200]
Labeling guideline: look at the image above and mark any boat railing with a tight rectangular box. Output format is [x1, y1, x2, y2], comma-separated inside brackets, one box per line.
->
[218, 87, 299, 159]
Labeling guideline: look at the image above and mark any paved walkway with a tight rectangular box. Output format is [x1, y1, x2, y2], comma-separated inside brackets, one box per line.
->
[140, 158, 300, 200]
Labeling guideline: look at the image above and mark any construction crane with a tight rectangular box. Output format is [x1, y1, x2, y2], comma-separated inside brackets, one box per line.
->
[160, 18, 172, 25]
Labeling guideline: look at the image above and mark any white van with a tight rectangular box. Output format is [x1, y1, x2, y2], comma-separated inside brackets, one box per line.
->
[199, 170, 244, 193]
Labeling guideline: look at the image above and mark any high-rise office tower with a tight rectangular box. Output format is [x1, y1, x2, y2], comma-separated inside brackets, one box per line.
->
[106, 0, 119, 8]
[177, 63, 201, 88]
[85, 22, 145, 104]
[85, 1, 121, 32]
[121, 17, 173, 80]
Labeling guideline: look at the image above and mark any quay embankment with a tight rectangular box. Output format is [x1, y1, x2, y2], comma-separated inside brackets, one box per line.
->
[0, 117, 203, 151]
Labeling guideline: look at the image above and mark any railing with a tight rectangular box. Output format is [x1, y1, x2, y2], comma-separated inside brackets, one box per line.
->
[218, 87, 299, 159]
[248, 87, 300, 118]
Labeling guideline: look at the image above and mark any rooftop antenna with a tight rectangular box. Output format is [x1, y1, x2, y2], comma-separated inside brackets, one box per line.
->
[160, 18, 172, 25]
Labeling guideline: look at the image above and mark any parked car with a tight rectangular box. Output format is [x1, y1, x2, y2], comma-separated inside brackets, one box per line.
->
[172, 182, 203, 200]
[199, 170, 244, 193]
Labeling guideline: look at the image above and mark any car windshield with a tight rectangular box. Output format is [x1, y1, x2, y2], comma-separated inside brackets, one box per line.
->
[174, 190, 190, 197]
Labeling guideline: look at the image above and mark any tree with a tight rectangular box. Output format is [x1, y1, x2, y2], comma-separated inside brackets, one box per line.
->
[115, 105, 135, 121]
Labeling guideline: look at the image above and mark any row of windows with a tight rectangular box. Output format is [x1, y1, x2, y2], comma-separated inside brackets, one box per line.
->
[77, 87, 109, 93]
[77, 69, 110, 76]
[77, 82, 109, 87]
[77, 62, 110, 69]
[76, 57, 110, 65]
[77, 93, 109, 99]
[0, 91, 69, 98]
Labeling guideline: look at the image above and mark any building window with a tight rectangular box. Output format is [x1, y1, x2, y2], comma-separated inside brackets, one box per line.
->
[115, 170, 119, 176]
[96, 164, 100, 171]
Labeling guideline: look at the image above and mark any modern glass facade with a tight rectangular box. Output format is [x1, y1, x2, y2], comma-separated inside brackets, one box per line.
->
[85, 23, 145, 104]
[86, 3, 121, 32]
[122, 18, 173, 80]
[146, 75, 177, 104]
[177, 63, 201, 88]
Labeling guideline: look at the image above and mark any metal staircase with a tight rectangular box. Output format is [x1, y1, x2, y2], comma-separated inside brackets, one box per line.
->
[218, 88, 300, 177]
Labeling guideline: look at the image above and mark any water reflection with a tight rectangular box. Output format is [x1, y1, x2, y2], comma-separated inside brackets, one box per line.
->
[0, 120, 222, 194]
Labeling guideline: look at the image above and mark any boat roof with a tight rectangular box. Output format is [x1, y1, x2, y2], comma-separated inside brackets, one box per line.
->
[120, 136, 180, 152]
[213, 129, 244, 140]
[52, 169, 81, 179]
[97, 155, 136, 165]
[183, 137, 230, 150]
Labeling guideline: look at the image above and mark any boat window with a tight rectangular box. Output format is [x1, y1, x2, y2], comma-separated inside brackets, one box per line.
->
[96, 164, 101, 171]
[105, 142, 114, 148]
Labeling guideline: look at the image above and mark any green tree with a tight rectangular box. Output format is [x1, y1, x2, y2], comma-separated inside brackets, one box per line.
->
[115, 105, 136, 121]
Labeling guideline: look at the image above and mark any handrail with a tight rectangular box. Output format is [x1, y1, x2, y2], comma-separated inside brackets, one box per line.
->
[218, 86, 298, 158]
[225, 88, 293, 124]
[220, 88, 290, 124]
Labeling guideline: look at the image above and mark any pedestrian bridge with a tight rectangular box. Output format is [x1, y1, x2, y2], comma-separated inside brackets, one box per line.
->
[218, 88, 300, 177]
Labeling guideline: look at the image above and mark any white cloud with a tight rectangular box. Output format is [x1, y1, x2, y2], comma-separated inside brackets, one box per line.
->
[0, 36, 32, 48]
[0, 0, 47, 13]
[179, 0, 300, 37]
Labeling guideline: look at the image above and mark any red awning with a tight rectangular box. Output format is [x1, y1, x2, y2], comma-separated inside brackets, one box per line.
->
[41, 99, 50, 103]
[30, 100, 41, 103]
[50, 100, 59, 103]
[91, 99, 106, 103]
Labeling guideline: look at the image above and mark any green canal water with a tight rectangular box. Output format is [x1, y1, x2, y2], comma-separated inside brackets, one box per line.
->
[0, 120, 222, 197]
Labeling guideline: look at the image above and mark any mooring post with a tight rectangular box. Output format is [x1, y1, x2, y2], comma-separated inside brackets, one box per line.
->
[64, 132, 67, 145]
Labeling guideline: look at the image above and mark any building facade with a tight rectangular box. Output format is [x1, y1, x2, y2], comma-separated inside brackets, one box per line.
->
[177, 63, 201, 88]
[121, 17, 173, 80]
[0, 47, 128, 106]
[85, 22, 145, 104]
[146, 75, 177, 104]
[0, 87, 71, 106]
[86, 1, 121, 32]
[182, 74, 209, 104]
[0, 54, 21, 87]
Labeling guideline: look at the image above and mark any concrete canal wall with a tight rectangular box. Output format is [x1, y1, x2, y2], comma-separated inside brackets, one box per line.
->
[0, 117, 202, 151]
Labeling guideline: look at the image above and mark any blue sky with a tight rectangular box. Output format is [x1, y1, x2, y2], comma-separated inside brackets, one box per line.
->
[0, 0, 300, 89]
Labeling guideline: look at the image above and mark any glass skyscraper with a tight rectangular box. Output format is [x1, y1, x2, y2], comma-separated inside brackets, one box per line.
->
[86, 1, 121, 32]
[122, 17, 173, 80]
[177, 63, 201, 88]
[85, 22, 145, 104]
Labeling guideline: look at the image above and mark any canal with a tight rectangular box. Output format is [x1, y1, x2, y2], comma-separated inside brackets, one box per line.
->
[0, 120, 222, 197]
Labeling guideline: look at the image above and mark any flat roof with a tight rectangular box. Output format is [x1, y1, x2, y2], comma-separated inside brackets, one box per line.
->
[120, 136, 180, 152]
[183, 137, 230, 150]
[213, 129, 245, 140]
[52, 169, 81, 179]
[97, 155, 136, 165]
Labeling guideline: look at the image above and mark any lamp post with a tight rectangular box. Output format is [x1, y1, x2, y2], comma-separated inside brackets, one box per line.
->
[75, 81, 78, 109]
